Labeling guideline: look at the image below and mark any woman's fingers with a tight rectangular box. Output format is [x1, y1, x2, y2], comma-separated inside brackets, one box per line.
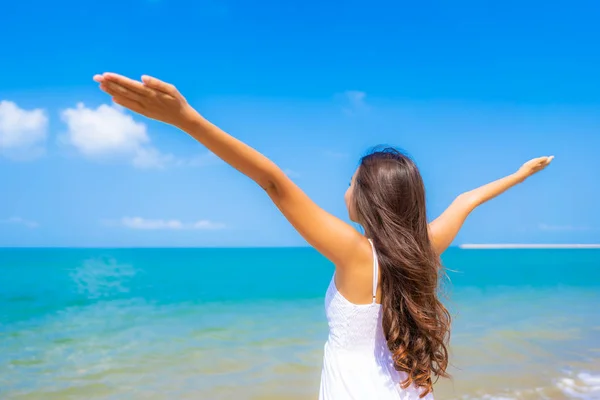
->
[95, 73, 189, 126]
[520, 155, 554, 176]
[535, 156, 554, 171]
[100, 81, 144, 104]
[112, 95, 145, 114]
[103, 73, 155, 97]
[539, 156, 553, 169]
[142, 75, 177, 96]
[529, 156, 554, 166]
[95, 73, 177, 103]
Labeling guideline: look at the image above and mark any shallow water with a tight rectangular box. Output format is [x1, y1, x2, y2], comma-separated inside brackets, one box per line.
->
[1, 248, 599, 399]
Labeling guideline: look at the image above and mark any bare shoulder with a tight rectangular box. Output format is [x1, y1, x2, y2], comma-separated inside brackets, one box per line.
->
[333, 236, 378, 304]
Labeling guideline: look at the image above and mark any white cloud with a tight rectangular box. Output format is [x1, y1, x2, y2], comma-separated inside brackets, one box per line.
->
[61, 103, 148, 156]
[61, 103, 171, 169]
[60, 103, 225, 170]
[337, 90, 369, 116]
[191, 220, 226, 230]
[0, 100, 48, 160]
[117, 217, 225, 230]
[132, 147, 174, 169]
[345, 90, 367, 108]
[0, 216, 39, 228]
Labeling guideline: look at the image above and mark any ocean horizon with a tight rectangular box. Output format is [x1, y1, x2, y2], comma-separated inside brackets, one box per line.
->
[1, 247, 599, 399]
[3, 243, 600, 249]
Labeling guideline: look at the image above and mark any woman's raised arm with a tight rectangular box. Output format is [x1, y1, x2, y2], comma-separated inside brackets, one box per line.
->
[95, 73, 369, 269]
[428, 156, 554, 254]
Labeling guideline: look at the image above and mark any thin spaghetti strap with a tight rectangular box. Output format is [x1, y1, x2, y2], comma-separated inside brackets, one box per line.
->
[367, 239, 379, 304]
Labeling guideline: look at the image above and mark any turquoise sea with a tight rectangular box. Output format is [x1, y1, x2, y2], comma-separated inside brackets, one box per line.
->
[1, 248, 599, 399]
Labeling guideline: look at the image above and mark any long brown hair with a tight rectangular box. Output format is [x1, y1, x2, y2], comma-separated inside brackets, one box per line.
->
[352, 147, 451, 397]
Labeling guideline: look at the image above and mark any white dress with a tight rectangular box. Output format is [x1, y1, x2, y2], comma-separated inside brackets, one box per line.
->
[319, 240, 434, 400]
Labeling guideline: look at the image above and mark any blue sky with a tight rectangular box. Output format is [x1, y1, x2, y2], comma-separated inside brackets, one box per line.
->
[1, 0, 599, 247]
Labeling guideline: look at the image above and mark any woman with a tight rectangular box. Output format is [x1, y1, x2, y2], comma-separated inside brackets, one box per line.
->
[93, 73, 553, 399]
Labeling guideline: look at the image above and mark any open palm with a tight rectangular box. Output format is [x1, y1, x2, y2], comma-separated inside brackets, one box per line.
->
[93, 73, 195, 129]
[518, 156, 554, 178]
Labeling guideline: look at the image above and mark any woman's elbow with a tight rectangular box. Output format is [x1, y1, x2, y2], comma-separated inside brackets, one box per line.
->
[455, 191, 480, 211]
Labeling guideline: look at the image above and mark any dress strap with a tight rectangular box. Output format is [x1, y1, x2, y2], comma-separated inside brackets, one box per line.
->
[367, 239, 379, 304]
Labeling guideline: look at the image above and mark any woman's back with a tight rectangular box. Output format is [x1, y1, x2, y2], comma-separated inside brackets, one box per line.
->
[319, 240, 433, 400]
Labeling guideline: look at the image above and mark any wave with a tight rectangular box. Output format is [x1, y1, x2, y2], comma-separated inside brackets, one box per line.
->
[456, 370, 600, 400]
[556, 371, 600, 399]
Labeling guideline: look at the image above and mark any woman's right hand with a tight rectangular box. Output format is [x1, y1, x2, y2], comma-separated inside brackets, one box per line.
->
[516, 156, 554, 181]
[93, 73, 199, 129]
